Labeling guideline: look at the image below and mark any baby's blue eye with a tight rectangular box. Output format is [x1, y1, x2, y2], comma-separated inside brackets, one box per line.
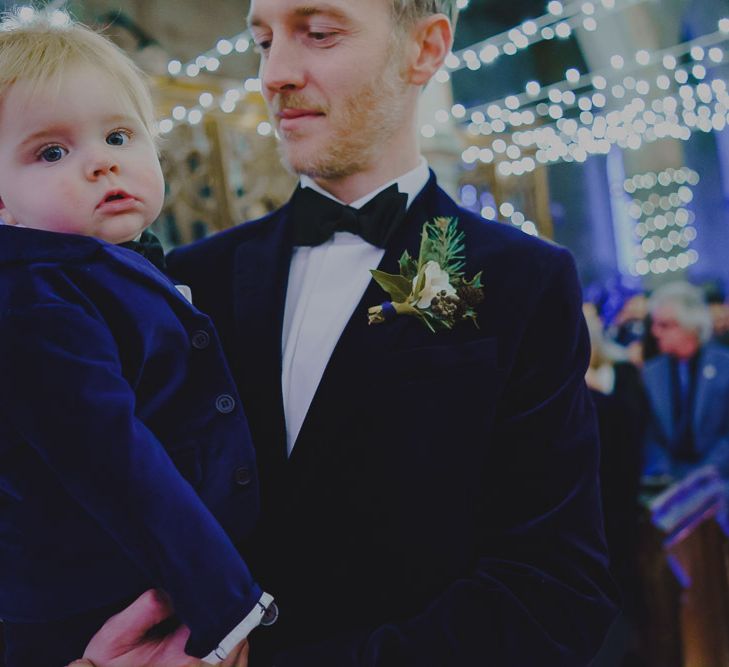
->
[40, 145, 67, 162]
[106, 130, 130, 146]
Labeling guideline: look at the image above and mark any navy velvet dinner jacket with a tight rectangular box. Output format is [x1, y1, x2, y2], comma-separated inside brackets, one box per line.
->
[168, 173, 619, 667]
[0, 226, 263, 659]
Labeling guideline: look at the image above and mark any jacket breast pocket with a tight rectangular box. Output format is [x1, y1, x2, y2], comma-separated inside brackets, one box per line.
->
[379, 337, 500, 439]
[389, 336, 498, 387]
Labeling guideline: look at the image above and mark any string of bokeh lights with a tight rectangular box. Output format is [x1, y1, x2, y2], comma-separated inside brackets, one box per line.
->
[438, 0, 650, 80]
[447, 24, 729, 176]
[458, 76, 728, 176]
[427, 22, 729, 135]
[623, 167, 701, 276]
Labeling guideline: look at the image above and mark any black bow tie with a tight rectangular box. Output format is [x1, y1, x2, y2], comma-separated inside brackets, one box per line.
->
[290, 183, 408, 248]
[119, 230, 166, 271]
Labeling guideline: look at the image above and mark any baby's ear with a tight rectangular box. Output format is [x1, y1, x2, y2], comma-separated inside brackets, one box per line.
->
[0, 197, 17, 225]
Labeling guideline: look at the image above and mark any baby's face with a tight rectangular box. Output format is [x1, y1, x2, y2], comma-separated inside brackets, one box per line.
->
[0, 63, 164, 244]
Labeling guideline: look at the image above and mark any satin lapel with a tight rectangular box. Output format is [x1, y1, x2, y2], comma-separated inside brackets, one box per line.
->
[290, 176, 444, 466]
[232, 209, 294, 465]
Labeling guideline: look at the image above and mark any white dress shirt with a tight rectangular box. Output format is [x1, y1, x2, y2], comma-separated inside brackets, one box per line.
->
[281, 158, 431, 455]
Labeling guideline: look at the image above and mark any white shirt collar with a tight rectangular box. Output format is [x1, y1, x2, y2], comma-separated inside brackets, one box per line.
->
[300, 157, 430, 211]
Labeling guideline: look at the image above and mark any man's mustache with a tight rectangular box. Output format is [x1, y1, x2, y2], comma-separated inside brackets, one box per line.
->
[271, 94, 327, 116]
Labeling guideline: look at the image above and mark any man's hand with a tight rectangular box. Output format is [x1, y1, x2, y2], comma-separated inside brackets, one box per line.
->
[66, 589, 248, 667]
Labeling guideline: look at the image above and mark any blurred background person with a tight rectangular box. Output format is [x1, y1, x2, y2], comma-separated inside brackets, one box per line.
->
[642, 281, 729, 483]
[609, 293, 651, 368]
[585, 280, 650, 369]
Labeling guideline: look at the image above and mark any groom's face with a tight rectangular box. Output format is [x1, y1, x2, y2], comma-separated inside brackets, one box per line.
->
[249, 0, 412, 180]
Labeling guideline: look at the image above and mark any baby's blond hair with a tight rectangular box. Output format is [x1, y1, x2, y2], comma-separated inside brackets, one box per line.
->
[0, 9, 156, 137]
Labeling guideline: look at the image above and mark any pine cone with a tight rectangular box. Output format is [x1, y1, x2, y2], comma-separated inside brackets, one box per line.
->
[454, 297, 468, 319]
[457, 285, 484, 308]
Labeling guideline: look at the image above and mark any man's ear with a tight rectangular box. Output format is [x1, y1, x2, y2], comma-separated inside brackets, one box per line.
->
[0, 197, 17, 225]
[405, 14, 453, 87]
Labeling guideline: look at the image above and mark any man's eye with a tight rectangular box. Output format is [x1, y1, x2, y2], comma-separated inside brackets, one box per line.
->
[254, 39, 272, 52]
[309, 31, 335, 43]
[106, 130, 131, 146]
[39, 145, 67, 163]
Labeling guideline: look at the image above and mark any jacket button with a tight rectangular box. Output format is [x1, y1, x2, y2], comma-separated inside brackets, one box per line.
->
[191, 330, 210, 349]
[261, 601, 279, 626]
[215, 394, 235, 414]
[234, 466, 252, 486]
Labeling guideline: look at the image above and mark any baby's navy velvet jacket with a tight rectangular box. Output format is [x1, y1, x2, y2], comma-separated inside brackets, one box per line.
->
[0, 226, 262, 659]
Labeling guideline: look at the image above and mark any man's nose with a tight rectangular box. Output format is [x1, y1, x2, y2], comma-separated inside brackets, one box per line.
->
[261, 39, 305, 94]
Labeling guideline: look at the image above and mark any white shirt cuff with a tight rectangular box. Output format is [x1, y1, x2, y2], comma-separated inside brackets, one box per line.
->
[202, 591, 275, 664]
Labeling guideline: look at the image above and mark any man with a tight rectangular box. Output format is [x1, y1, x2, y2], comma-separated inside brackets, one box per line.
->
[86, 1, 617, 665]
[643, 281, 729, 481]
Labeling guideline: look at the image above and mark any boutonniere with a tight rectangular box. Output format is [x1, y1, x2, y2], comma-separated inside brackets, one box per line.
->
[368, 217, 484, 332]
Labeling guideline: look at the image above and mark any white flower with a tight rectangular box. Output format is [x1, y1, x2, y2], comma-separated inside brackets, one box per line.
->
[413, 260, 456, 309]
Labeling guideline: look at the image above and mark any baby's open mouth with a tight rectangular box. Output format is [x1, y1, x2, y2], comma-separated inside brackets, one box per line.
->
[97, 190, 134, 209]
[96, 190, 137, 211]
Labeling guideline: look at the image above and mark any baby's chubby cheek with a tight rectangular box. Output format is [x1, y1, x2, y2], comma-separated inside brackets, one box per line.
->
[55, 178, 90, 215]
[141, 166, 166, 217]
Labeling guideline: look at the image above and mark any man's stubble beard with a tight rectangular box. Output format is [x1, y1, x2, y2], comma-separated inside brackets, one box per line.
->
[274, 51, 410, 181]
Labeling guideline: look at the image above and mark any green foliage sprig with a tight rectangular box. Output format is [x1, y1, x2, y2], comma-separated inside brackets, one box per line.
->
[368, 217, 484, 333]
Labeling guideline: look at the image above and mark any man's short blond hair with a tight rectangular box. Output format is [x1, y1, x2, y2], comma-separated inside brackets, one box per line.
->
[390, 0, 459, 27]
[0, 10, 156, 137]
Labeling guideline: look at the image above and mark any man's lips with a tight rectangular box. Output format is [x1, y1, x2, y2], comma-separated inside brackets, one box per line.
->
[277, 108, 324, 119]
[96, 189, 139, 213]
[277, 108, 325, 130]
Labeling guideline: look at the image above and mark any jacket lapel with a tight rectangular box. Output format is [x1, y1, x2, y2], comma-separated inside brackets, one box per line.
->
[232, 209, 295, 468]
